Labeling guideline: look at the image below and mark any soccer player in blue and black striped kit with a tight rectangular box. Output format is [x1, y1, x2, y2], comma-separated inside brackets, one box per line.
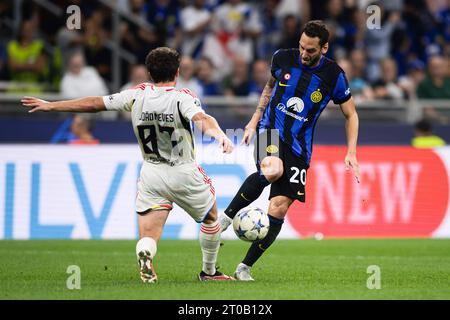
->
[221, 20, 361, 281]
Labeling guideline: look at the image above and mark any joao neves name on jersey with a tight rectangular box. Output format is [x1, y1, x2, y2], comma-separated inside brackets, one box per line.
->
[139, 111, 174, 122]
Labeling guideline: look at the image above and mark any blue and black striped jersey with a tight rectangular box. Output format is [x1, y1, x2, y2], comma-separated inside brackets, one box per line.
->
[259, 49, 352, 165]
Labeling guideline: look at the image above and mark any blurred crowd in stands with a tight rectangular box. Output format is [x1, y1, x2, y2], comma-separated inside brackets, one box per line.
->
[0, 0, 449, 122]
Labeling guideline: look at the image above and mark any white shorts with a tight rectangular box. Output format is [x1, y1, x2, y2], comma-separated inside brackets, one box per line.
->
[136, 161, 216, 222]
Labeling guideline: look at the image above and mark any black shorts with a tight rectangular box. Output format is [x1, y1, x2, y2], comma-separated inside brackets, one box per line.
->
[254, 129, 309, 202]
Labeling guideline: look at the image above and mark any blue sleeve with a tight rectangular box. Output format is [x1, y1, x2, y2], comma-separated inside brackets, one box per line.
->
[332, 72, 352, 104]
[270, 49, 282, 78]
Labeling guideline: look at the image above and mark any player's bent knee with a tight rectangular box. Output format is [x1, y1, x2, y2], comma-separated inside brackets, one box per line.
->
[202, 202, 218, 224]
[269, 198, 292, 219]
[261, 157, 283, 182]
[269, 206, 289, 219]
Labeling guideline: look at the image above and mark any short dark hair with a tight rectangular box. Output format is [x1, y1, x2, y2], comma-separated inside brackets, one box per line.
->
[415, 119, 432, 133]
[145, 47, 181, 83]
[302, 20, 329, 47]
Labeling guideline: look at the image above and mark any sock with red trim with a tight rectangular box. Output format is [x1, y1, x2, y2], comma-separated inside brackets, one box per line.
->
[199, 221, 221, 275]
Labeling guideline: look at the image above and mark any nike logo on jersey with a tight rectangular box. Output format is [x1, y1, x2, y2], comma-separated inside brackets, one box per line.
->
[278, 81, 291, 87]
[297, 191, 305, 196]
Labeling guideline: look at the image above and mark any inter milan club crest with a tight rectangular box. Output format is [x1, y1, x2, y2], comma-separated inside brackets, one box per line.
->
[284, 73, 291, 80]
[310, 89, 322, 103]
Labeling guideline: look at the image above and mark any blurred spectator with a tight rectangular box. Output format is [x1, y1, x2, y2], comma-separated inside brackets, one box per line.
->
[203, 0, 262, 77]
[398, 59, 426, 98]
[222, 56, 251, 119]
[337, 58, 374, 104]
[83, 10, 112, 82]
[56, 23, 85, 70]
[277, 14, 301, 49]
[417, 55, 450, 99]
[147, 0, 182, 50]
[197, 56, 222, 96]
[6, 20, 47, 92]
[222, 56, 250, 97]
[69, 114, 100, 145]
[435, 0, 450, 54]
[60, 52, 108, 98]
[364, 4, 401, 82]
[176, 56, 204, 98]
[343, 5, 366, 51]
[119, 64, 149, 120]
[411, 118, 446, 148]
[121, 64, 150, 91]
[275, 0, 310, 22]
[391, 28, 413, 77]
[416, 55, 450, 123]
[120, 0, 158, 63]
[212, 0, 262, 41]
[256, 0, 282, 60]
[249, 59, 270, 98]
[180, 0, 212, 58]
[373, 58, 406, 100]
[123, 0, 148, 19]
[402, 0, 441, 62]
[323, 0, 349, 59]
[349, 48, 369, 83]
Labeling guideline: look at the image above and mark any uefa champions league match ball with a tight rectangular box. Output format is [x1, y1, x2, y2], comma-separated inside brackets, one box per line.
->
[233, 207, 270, 242]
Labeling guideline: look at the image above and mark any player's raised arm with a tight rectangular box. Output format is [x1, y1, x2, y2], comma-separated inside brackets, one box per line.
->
[340, 97, 360, 183]
[21, 96, 106, 113]
[191, 112, 233, 154]
[242, 75, 276, 145]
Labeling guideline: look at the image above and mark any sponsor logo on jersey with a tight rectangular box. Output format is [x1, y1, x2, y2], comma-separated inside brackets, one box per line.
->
[277, 103, 308, 122]
[287, 97, 304, 113]
[266, 145, 279, 154]
[276, 103, 309, 122]
[310, 89, 322, 103]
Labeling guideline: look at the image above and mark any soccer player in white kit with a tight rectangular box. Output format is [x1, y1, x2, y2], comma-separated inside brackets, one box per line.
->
[21, 47, 235, 283]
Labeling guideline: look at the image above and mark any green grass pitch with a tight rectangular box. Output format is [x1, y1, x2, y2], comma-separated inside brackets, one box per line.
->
[0, 239, 449, 299]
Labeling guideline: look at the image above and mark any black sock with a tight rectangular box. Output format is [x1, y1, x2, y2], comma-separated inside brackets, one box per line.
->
[224, 172, 270, 219]
[242, 215, 284, 267]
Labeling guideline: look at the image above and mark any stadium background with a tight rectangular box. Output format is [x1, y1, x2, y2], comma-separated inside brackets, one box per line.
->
[0, 0, 449, 240]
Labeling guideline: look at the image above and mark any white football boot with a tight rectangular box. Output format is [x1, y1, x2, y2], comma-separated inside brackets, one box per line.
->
[138, 250, 158, 283]
[234, 263, 254, 281]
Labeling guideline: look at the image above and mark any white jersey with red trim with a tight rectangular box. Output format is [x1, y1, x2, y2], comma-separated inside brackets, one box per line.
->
[103, 83, 204, 164]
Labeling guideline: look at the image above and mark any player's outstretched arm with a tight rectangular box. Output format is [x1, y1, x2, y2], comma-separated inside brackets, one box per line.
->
[21, 96, 106, 113]
[191, 112, 233, 154]
[242, 75, 276, 145]
[340, 97, 360, 183]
